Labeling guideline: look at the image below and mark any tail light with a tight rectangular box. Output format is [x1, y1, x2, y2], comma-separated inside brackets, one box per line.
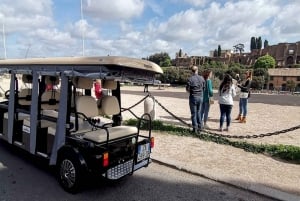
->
[103, 152, 109, 167]
[150, 137, 154, 148]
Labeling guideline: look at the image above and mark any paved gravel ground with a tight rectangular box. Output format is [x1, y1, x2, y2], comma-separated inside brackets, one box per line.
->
[121, 85, 300, 147]
[120, 85, 300, 201]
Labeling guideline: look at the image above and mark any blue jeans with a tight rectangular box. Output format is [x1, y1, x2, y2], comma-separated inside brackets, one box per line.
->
[219, 104, 233, 128]
[239, 98, 248, 117]
[200, 101, 210, 125]
[189, 95, 203, 130]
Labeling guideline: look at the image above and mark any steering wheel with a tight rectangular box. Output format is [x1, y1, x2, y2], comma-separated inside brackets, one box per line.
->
[4, 90, 10, 99]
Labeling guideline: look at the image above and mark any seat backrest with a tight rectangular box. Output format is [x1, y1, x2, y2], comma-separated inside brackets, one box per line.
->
[19, 74, 33, 106]
[73, 77, 98, 118]
[45, 76, 60, 86]
[76, 96, 98, 118]
[18, 88, 32, 106]
[72, 77, 93, 90]
[98, 96, 120, 116]
[102, 80, 117, 90]
[41, 91, 60, 110]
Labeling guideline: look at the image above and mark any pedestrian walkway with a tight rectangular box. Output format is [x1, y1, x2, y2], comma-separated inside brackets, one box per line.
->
[150, 131, 300, 201]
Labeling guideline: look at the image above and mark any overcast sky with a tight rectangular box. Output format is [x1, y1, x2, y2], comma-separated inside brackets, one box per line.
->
[0, 0, 299, 59]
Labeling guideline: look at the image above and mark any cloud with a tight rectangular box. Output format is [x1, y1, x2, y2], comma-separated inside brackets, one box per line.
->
[84, 0, 145, 20]
[0, 0, 54, 34]
[146, 0, 283, 55]
[270, 1, 300, 42]
[183, 0, 208, 7]
[1, 0, 300, 59]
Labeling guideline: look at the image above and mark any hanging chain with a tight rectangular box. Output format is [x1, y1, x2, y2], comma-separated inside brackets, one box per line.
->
[147, 93, 300, 139]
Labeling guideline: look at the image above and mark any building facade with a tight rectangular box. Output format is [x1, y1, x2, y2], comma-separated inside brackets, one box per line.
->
[268, 68, 300, 91]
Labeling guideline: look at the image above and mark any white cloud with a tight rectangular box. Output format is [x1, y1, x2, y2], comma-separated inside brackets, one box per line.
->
[183, 0, 208, 7]
[84, 0, 145, 20]
[69, 20, 99, 40]
[1, 0, 300, 59]
[270, 1, 300, 42]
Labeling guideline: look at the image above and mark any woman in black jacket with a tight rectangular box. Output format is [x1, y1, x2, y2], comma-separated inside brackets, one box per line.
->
[235, 71, 252, 123]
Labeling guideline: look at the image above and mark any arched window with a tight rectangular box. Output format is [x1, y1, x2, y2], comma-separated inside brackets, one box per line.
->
[269, 83, 274, 90]
[281, 83, 287, 91]
[286, 56, 294, 66]
[296, 84, 300, 92]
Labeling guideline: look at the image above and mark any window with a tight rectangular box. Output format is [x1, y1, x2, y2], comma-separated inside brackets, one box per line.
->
[283, 77, 287, 81]
[270, 76, 273, 81]
[297, 76, 300, 81]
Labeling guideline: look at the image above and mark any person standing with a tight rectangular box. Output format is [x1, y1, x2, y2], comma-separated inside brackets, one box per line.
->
[186, 66, 205, 133]
[218, 74, 236, 132]
[235, 71, 252, 123]
[200, 69, 214, 129]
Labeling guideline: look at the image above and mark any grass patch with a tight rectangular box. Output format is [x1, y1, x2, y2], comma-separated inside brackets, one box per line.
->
[125, 119, 300, 164]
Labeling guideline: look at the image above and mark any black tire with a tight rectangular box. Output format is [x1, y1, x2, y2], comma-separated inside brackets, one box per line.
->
[57, 151, 86, 193]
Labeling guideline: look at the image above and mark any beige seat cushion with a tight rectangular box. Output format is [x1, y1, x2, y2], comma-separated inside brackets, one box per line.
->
[41, 91, 60, 110]
[23, 118, 56, 128]
[4, 112, 30, 120]
[83, 126, 138, 143]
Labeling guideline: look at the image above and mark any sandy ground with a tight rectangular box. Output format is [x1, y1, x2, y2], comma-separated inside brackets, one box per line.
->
[120, 85, 300, 147]
[121, 85, 300, 200]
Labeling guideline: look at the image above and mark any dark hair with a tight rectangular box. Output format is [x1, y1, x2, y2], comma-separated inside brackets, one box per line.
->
[202, 69, 212, 80]
[219, 74, 233, 95]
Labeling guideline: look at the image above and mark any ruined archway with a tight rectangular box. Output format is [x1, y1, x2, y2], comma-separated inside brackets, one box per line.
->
[286, 56, 294, 66]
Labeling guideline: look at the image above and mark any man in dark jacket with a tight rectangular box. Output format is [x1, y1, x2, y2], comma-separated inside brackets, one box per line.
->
[186, 66, 205, 133]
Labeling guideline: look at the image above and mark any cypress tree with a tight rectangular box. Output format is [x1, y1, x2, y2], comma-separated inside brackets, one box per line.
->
[264, 40, 269, 48]
[257, 36, 262, 49]
[218, 45, 221, 57]
[250, 37, 256, 51]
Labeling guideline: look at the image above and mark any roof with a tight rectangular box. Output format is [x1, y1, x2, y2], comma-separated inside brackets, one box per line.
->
[268, 68, 300, 76]
[0, 56, 163, 74]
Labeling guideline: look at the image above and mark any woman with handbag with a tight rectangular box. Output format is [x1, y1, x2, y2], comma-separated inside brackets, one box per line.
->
[218, 74, 236, 132]
[200, 69, 214, 129]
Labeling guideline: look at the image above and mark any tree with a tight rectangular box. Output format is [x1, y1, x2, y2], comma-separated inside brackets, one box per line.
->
[254, 54, 276, 69]
[257, 37, 262, 49]
[250, 37, 256, 51]
[218, 45, 221, 57]
[264, 40, 269, 48]
[251, 76, 265, 90]
[213, 49, 218, 57]
[233, 43, 244, 54]
[178, 49, 183, 57]
[286, 80, 296, 92]
[148, 52, 171, 67]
